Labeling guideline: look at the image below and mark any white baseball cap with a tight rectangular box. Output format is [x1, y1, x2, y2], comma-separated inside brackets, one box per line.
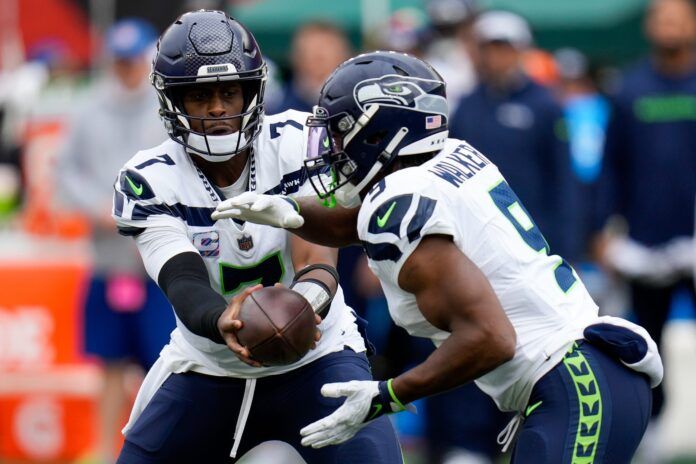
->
[474, 11, 532, 49]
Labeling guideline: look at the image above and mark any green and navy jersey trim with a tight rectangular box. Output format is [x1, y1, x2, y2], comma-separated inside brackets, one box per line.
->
[114, 169, 306, 228]
[119, 170, 156, 201]
[262, 167, 307, 196]
[131, 202, 218, 227]
[134, 154, 175, 170]
[362, 241, 403, 262]
[362, 194, 437, 262]
[367, 194, 413, 236]
[406, 196, 437, 243]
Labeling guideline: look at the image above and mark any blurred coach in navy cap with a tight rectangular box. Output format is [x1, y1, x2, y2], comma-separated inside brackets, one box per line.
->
[450, 11, 579, 262]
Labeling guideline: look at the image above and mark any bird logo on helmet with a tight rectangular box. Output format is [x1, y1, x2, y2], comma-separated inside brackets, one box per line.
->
[304, 51, 449, 208]
[150, 10, 267, 162]
[354, 75, 448, 118]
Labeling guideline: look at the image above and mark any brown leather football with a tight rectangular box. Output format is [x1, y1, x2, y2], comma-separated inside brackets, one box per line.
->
[236, 286, 316, 366]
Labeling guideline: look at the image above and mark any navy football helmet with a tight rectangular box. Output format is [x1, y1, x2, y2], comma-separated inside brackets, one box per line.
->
[151, 10, 266, 161]
[304, 51, 448, 207]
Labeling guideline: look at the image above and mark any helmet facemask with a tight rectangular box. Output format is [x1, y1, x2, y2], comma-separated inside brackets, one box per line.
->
[304, 104, 409, 208]
[153, 67, 267, 162]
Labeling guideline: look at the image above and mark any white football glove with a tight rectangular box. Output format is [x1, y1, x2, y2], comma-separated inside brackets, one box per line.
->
[300, 380, 415, 449]
[211, 191, 304, 229]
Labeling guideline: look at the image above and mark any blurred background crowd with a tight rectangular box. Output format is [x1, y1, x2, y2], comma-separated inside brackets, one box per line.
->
[0, 0, 695, 463]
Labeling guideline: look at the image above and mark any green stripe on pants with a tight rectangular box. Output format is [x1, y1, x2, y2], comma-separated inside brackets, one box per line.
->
[563, 344, 602, 464]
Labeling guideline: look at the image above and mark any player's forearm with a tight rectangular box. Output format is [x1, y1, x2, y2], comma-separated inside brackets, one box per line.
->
[158, 252, 228, 344]
[292, 197, 360, 247]
[391, 327, 515, 405]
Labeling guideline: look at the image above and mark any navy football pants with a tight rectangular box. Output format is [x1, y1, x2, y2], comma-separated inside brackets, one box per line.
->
[117, 349, 402, 463]
[511, 341, 652, 463]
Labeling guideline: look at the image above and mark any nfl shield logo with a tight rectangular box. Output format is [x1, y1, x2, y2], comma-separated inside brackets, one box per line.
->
[237, 234, 254, 251]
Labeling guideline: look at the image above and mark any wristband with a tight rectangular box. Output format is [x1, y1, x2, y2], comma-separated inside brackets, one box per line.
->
[291, 264, 340, 317]
[363, 379, 411, 424]
[281, 196, 301, 213]
[290, 280, 331, 315]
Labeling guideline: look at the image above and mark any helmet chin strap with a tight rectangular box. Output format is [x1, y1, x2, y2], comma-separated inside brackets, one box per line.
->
[334, 127, 409, 208]
[186, 131, 248, 162]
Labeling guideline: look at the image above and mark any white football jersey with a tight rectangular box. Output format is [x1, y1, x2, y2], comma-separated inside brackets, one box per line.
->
[357, 138, 599, 412]
[113, 110, 365, 379]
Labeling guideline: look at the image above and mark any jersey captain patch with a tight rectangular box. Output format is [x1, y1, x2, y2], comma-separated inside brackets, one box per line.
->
[193, 231, 220, 257]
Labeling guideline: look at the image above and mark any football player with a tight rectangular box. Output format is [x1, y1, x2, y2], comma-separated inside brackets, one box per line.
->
[213, 51, 664, 463]
[112, 12, 402, 464]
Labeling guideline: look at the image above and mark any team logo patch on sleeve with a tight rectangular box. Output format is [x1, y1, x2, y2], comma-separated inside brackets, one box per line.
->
[193, 231, 220, 257]
[368, 194, 414, 236]
[119, 170, 155, 200]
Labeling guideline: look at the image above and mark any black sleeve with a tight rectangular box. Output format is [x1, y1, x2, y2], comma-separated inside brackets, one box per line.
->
[158, 252, 227, 344]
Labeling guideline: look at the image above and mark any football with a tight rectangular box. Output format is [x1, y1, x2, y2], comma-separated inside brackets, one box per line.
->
[236, 286, 316, 366]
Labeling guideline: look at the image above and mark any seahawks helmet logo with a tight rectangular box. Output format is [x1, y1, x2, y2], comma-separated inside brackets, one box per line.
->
[353, 75, 448, 117]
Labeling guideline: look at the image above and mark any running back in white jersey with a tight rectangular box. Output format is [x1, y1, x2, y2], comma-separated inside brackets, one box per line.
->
[357, 138, 599, 412]
[113, 110, 365, 379]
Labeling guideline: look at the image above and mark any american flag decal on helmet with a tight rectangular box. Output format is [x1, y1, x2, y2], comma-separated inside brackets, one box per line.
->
[425, 115, 442, 129]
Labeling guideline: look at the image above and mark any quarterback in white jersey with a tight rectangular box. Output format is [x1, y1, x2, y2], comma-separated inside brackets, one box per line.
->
[111, 12, 402, 464]
[114, 110, 367, 378]
[215, 52, 664, 463]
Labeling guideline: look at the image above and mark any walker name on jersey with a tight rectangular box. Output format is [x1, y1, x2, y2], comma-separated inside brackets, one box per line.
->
[428, 143, 491, 188]
[193, 231, 220, 257]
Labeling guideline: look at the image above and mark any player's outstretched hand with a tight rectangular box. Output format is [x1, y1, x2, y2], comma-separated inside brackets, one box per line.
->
[301, 379, 416, 448]
[212, 191, 305, 229]
[300, 381, 380, 448]
[217, 284, 263, 367]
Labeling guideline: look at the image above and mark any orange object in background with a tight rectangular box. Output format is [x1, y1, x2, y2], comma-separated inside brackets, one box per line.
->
[0, 367, 100, 463]
[0, 256, 100, 462]
[20, 119, 91, 241]
[0, 262, 89, 367]
[523, 48, 559, 86]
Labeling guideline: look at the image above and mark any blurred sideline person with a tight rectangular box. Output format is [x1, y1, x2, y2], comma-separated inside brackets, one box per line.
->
[450, 11, 580, 262]
[592, 0, 696, 432]
[268, 21, 352, 114]
[55, 18, 174, 463]
[423, 0, 478, 113]
[214, 51, 663, 464]
[266, 20, 370, 330]
[111, 11, 401, 463]
[551, 48, 615, 319]
[445, 11, 579, 460]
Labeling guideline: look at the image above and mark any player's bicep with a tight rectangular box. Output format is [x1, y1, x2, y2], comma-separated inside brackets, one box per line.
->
[134, 222, 198, 282]
[397, 235, 507, 334]
[290, 234, 338, 270]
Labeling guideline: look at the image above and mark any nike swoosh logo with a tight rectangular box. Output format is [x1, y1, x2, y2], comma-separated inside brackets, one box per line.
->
[368, 404, 382, 421]
[376, 202, 396, 228]
[125, 175, 144, 196]
[525, 400, 543, 417]
[322, 136, 330, 149]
